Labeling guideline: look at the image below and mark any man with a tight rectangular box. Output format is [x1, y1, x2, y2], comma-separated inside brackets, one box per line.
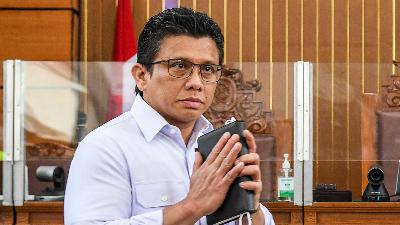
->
[65, 7, 275, 225]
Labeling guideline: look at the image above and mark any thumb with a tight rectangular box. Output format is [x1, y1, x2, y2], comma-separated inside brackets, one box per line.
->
[193, 151, 203, 174]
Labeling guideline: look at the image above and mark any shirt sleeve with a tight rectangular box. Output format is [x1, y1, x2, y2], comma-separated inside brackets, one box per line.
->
[64, 133, 163, 225]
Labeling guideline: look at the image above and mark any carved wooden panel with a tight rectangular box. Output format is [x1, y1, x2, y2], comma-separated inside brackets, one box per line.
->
[204, 68, 273, 135]
[381, 74, 400, 109]
[26, 142, 74, 159]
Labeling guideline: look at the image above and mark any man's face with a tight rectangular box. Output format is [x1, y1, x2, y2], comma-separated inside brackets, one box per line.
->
[137, 35, 219, 127]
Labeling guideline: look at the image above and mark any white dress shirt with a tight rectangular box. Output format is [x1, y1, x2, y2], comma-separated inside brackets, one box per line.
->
[64, 95, 275, 225]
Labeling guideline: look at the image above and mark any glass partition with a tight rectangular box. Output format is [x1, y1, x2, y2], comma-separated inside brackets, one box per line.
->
[3, 61, 138, 204]
[3, 60, 306, 209]
[219, 62, 308, 209]
[310, 62, 400, 203]
[23, 61, 135, 201]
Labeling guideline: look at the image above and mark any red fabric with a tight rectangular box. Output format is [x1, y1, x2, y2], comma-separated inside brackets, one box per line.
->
[107, 0, 137, 121]
[113, 0, 137, 61]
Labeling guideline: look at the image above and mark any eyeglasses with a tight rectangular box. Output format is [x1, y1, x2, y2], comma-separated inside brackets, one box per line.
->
[146, 59, 223, 83]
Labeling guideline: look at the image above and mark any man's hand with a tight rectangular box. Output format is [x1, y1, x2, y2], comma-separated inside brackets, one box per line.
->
[236, 129, 265, 225]
[163, 131, 264, 225]
[186, 132, 245, 216]
[163, 132, 245, 225]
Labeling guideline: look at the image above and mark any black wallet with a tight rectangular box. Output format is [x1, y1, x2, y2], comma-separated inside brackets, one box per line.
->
[197, 121, 256, 225]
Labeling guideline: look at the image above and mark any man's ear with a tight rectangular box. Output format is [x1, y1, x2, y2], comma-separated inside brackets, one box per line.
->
[131, 63, 149, 92]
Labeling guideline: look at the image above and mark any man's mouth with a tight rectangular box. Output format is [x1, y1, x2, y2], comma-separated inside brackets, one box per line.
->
[179, 97, 204, 109]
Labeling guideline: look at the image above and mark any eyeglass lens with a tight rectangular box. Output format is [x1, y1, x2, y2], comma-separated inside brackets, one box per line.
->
[167, 59, 221, 82]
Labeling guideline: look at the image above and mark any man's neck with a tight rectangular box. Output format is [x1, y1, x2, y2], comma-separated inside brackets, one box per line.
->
[175, 122, 196, 146]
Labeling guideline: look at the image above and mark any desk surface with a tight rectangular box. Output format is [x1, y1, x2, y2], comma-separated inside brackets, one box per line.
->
[2, 201, 400, 225]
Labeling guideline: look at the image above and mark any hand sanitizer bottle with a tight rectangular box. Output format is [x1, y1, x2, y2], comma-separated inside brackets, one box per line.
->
[277, 153, 294, 201]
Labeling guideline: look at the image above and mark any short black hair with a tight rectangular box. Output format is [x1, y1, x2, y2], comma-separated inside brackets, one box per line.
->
[135, 7, 224, 97]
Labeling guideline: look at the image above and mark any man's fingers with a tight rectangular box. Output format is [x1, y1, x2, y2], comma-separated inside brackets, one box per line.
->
[243, 130, 257, 153]
[213, 134, 240, 166]
[222, 162, 244, 185]
[239, 165, 261, 181]
[203, 132, 231, 165]
[193, 152, 203, 174]
[236, 153, 260, 166]
[216, 141, 242, 175]
[239, 180, 262, 191]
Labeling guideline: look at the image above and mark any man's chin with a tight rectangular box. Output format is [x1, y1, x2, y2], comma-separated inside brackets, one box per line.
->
[178, 110, 204, 122]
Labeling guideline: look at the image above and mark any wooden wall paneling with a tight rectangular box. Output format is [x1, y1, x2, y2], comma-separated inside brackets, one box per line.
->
[364, 0, 378, 93]
[255, 0, 271, 113]
[241, 0, 256, 82]
[149, 0, 162, 21]
[72, 12, 80, 61]
[0, 10, 78, 60]
[195, 0, 209, 14]
[379, 0, 395, 88]
[288, 0, 301, 62]
[209, 0, 224, 45]
[303, 0, 316, 62]
[102, 0, 117, 61]
[348, 0, 363, 200]
[315, 63, 334, 185]
[132, 0, 147, 40]
[287, 0, 301, 120]
[312, 0, 320, 184]
[271, 0, 286, 120]
[86, 0, 105, 61]
[314, 0, 333, 185]
[332, 0, 349, 190]
[226, 0, 240, 69]
[180, 0, 193, 9]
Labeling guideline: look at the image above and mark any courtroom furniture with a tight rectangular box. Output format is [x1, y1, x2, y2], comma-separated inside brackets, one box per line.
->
[0, 204, 14, 224]
[26, 142, 74, 196]
[14, 202, 64, 225]
[12, 201, 400, 225]
[361, 72, 400, 199]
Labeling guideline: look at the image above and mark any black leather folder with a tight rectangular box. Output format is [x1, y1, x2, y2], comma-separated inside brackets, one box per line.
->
[197, 121, 256, 225]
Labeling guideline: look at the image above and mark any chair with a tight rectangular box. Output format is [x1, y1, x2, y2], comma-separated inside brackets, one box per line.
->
[361, 73, 400, 199]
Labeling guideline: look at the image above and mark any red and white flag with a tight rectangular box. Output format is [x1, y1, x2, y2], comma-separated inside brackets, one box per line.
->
[107, 0, 137, 120]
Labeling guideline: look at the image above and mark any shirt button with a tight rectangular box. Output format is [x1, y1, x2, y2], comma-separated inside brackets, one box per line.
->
[161, 195, 168, 202]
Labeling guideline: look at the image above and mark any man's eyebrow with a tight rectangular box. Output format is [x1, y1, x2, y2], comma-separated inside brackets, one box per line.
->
[170, 57, 219, 65]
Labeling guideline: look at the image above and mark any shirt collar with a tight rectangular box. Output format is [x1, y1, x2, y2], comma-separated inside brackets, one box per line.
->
[131, 95, 213, 142]
[131, 95, 169, 142]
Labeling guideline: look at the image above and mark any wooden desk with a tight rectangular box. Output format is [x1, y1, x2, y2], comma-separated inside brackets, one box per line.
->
[264, 202, 400, 225]
[15, 202, 64, 225]
[6, 201, 400, 224]
[0, 204, 14, 224]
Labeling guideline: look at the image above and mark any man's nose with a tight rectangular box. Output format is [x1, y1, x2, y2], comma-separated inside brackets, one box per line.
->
[185, 66, 204, 90]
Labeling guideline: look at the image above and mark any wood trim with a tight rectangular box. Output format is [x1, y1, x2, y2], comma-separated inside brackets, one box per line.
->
[360, 93, 379, 193]
[0, 205, 14, 224]
[0, 0, 79, 10]
[10, 201, 400, 225]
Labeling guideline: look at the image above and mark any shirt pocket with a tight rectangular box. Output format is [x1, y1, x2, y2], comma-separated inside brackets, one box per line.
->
[135, 179, 187, 208]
